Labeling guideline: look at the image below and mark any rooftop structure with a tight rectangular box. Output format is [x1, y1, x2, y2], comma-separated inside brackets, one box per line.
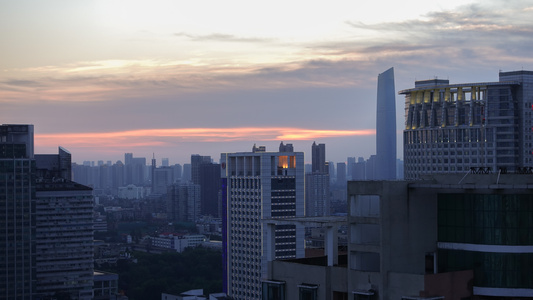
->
[401, 70, 533, 179]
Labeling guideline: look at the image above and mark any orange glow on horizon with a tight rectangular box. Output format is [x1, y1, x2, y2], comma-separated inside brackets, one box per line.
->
[35, 127, 375, 150]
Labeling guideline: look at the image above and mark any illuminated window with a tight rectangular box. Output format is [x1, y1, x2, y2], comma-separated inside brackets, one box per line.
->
[278, 156, 289, 169]
[278, 156, 296, 169]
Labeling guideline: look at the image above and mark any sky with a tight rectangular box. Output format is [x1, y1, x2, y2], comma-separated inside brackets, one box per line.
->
[2, 0, 533, 165]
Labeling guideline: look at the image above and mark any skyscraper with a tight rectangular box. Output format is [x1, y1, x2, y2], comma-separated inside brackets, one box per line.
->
[401, 70, 533, 179]
[1, 125, 94, 299]
[311, 142, 327, 173]
[35, 154, 94, 299]
[306, 142, 330, 216]
[191, 154, 211, 185]
[199, 163, 221, 217]
[0, 124, 35, 299]
[336, 162, 346, 186]
[375, 67, 397, 180]
[221, 146, 305, 299]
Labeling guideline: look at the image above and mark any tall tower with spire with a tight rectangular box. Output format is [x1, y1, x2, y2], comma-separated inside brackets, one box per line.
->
[375, 67, 397, 180]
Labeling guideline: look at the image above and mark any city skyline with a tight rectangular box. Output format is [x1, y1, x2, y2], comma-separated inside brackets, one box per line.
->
[2, 1, 533, 164]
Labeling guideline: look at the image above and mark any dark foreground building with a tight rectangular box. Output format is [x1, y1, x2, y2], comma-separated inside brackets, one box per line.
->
[263, 173, 533, 299]
[1, 124, 94, 299]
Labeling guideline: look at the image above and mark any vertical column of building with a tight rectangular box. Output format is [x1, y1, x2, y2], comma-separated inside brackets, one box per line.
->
[306, 142, 330, 216]
[0, 124, 35, 299]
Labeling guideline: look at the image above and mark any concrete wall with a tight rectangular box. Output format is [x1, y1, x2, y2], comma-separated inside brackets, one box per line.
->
[347, 180, 439, 300]
[424, 270, 473, 300]
[270, 260, 347, 300]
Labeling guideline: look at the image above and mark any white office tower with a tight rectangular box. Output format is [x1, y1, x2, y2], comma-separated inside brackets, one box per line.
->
[221, 146, 305, 299]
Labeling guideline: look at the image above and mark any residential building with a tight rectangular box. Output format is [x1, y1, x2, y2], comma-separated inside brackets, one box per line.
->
[220, 145, 305, 299]
[347, 157, 355, 180]
[191, 155, 211, 185]
[336, 162, 346, 186]
[34, 179, 94, 299]
[153, 166, 175, 195]
[306, 142, 330, 216]
[311, 142, 327, 173]
[167, 183, 201, 223]
[118, 184, 147, 199]
[199, 163, 221, 217]
[401, 70, 533, 179]
[182, 164, 192, 182]
[305, 173, 330, 216]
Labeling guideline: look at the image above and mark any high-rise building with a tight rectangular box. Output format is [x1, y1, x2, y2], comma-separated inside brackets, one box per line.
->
[311, 142, 327, 173]
[1, 125, 94, 299]
[306, 142, 330, 216]
[191, 154, 211, 185]
[124, 153, 146, 185]
[346, 157, 355, 180]
[336, 162, 346, 186]
[278, 141, 294, 152]
[34, 146, 72, 181]
[152, 166, 175, 194]
[221, 146, 305, 299]
[0, 124, 35, 299]
[402, 70, 533, 179]
[167, 183, 201, 223]
[182, 163, 192, 182]
[35, 158, 94, 299]
[328, 161, 336, 183]
[199, 163, 221, 217]
[162, 158, 169, 167]
[375, 67, 397, 180]
[172, 163, 182, 182]
[305, 173, 330, 216]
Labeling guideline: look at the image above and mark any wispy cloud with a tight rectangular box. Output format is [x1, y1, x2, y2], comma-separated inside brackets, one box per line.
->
[3, 1, 532, 106]
[36, 127, 374, 148]
[174, 32, 274, 43]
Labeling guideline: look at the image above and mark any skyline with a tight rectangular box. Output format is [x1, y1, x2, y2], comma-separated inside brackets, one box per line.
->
[2, 0, 533, 164]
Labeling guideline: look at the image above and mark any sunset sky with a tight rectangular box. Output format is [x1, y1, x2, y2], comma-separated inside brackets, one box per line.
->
[2, 0, 533, 165]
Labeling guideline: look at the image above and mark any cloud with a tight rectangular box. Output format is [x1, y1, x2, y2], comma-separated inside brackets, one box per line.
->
[35, 127, 374, 153]
[174, 32, 274, 43]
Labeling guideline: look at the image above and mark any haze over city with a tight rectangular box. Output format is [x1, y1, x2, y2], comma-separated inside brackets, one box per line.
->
[2, 0, 533, 164]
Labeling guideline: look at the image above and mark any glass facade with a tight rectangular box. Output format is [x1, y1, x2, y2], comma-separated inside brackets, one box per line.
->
[437, 193, 533, 288]
[439, 249, 533, 288]
[438, 193, 533, 245]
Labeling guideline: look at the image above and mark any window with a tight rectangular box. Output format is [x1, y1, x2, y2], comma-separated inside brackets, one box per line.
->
[262, 280, 285, 300]
[299, 284, 318, 300]
[353, 289, 375, 300]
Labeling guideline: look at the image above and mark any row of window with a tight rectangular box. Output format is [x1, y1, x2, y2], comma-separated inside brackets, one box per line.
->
[439, 249, 533, 288]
